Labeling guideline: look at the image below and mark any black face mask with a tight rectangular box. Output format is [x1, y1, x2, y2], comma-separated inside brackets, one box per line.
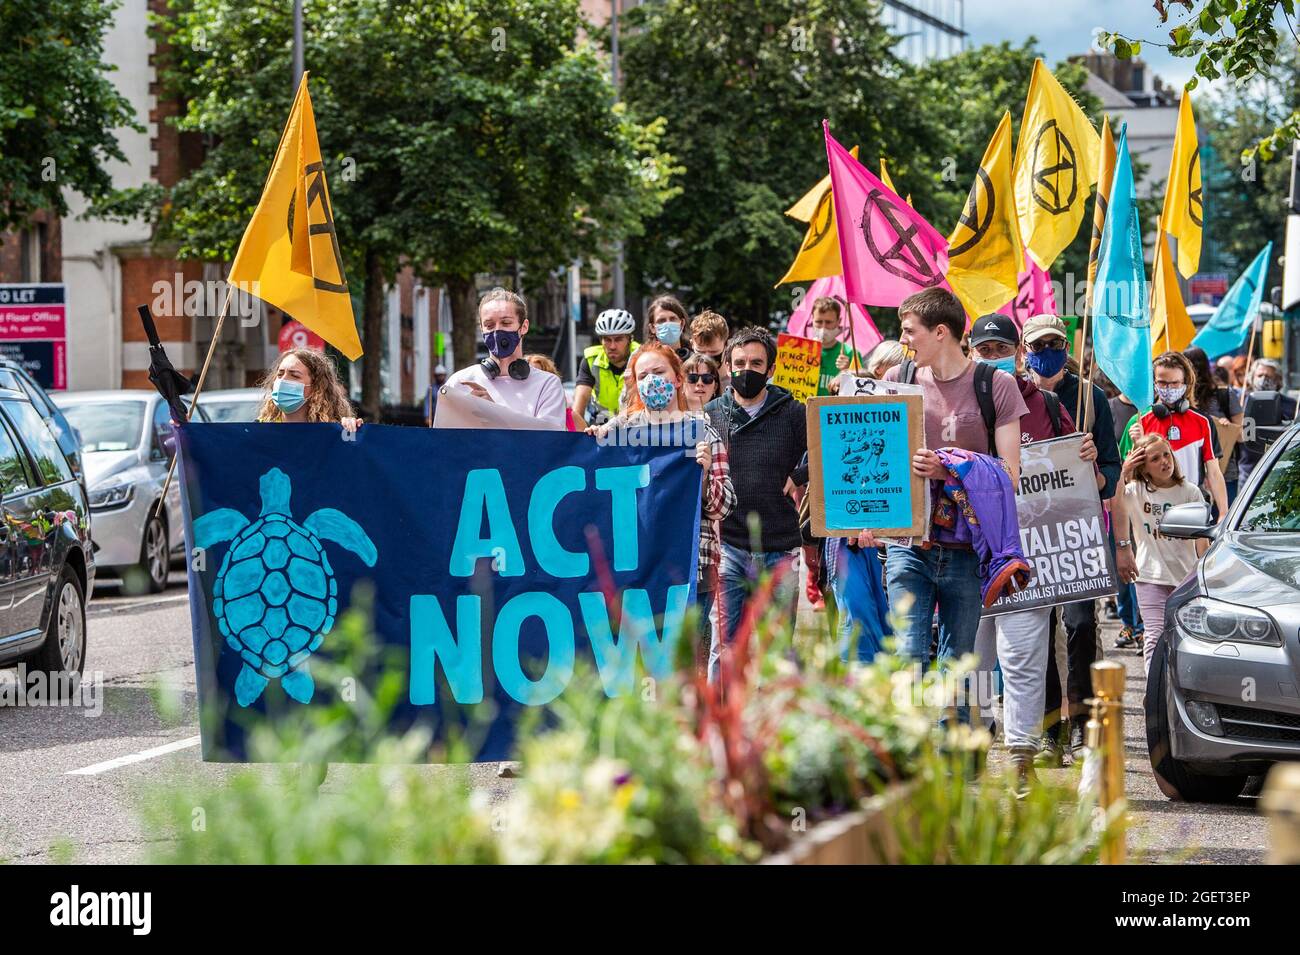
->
[730, 369, 768, 400]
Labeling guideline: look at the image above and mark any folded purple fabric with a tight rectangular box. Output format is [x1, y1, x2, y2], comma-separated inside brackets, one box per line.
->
[934, 447, 1031, 607]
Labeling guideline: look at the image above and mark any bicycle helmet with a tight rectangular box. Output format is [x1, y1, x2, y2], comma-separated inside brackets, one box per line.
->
[594, 308, 636, 336]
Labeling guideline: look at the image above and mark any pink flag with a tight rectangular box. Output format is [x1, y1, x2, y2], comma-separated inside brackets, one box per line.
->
[786, 274, 884, 356]
[996, 251, 1058, 329]
[824, 121, 949, 307]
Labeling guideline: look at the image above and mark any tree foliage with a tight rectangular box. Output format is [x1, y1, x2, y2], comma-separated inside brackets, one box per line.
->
[143, 0, 674, 412]
[0, 0, 141, 230]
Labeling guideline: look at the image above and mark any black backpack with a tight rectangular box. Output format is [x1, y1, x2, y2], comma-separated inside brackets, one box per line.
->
[899, 357, 1000, 453]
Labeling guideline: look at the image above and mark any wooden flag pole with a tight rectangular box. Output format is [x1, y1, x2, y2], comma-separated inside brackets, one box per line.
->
[151, 285, 237, 523]
[842, 295, 862, 374]
[1243, 316, 1261, 396]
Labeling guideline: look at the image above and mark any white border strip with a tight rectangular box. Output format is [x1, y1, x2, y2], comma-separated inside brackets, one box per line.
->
[67, 735, 201, 776]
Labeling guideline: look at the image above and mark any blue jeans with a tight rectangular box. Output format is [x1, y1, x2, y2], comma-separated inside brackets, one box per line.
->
[884, 544, 984, 669]
[695, 587, 715, 674]
[711, 543, 798, 681]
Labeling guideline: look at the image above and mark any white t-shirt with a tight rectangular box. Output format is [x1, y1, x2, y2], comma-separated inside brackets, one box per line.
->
[445, 362, 568, 428]
[1122, 478, 1204, 586]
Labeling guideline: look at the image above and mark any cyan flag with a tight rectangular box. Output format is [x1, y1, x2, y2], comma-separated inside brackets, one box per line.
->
[1091, 124, 1152, 411]
[1191, 242, 1274, 360]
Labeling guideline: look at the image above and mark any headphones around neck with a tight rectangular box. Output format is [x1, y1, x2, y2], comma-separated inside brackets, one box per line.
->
[481, 356, 531, 381]
[1151, 396, 1189, 418]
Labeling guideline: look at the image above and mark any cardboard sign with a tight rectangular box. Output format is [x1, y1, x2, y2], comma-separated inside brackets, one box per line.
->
[983, 434, 1117, 616]
[1213, 418, 1242, 474]
[806, 394, 926, 538]
[835, 373, 925, 398]
[773, 333, 821, 402]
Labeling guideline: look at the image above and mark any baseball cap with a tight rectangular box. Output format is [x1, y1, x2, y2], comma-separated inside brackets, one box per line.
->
[969, 314, 1019, 347]
[1022, 313, 1068, 345]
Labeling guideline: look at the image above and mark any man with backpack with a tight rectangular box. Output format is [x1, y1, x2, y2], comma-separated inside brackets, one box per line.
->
[1019, 314, 1121, 764]
[861, 289, 1027, 683]
[967, 313, 1100, 792]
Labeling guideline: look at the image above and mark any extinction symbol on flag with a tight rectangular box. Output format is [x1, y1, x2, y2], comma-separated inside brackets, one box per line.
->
[1188, 151, 1203, 227]
[950, 167, 995, 257]
[287, 161, 349, 294]
[861, 190, 944, 288]
[1030, 120, 1079, 216]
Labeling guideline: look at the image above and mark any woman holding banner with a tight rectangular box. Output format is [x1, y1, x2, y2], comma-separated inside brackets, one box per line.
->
[591, 343, 736, 673]
[255, 348, 361, 433]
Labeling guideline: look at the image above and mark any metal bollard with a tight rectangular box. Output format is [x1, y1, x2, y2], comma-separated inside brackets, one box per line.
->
[1261, 762, 1300, 864]
[1089, 660, 1127, 864]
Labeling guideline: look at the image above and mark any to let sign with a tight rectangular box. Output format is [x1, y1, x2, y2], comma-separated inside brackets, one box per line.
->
[0, 284, 66, 389]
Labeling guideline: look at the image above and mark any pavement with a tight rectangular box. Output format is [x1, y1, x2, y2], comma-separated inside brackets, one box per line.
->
[0, 573, 1272, 863]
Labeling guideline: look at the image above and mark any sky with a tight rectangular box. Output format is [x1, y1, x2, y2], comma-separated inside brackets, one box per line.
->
[963, 0, 1218, 92]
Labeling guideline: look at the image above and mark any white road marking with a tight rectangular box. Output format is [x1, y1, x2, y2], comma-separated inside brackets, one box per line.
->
[67, 735, 202, 776]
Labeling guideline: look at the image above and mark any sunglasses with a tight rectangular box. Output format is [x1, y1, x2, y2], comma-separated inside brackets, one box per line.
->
[686, 373, 717, 385]
[1027, 337, 1068, 353]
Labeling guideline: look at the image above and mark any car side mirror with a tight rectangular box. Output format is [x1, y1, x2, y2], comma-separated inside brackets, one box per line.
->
[1158, 501, 1216, 540]
[153, 425, 177, 460]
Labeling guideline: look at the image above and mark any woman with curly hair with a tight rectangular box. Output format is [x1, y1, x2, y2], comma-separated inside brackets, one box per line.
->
[255, 347, 362, 433]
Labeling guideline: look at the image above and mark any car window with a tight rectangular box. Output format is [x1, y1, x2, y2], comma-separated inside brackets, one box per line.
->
[1, 399, 73, 486]
[0, 369, 22, 392]
[14, 372, 56, 418]
[59, 401, 146, 452]
[0, 418, 32, 496]
[1239, 436, 1300, 531]
[204, 399, 261, 422]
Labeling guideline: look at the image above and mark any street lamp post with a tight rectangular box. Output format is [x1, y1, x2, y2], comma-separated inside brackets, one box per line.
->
[611, 0, 625, 309]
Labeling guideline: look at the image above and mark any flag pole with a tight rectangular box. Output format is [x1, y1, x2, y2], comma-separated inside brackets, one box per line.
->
[843, 294, 861, 373]
[151, 285, 236, 523]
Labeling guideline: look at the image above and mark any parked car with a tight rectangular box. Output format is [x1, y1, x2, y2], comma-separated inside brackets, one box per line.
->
[0, 358, 83, 483]
[1148, 420, 1300, 801]
[0, 384, 93, 683]
[51, 391, 208, 594]
[198, 387, 263, 423]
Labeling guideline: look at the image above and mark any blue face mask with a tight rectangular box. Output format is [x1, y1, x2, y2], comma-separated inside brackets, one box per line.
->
[977, 355, 1018, 376]
[271, 378, 306, 414]
[655, 322, 683, 346]
[638, 373, 675, 411]
[484, 328, 521, 359]
[1025, 347, 1068, 378]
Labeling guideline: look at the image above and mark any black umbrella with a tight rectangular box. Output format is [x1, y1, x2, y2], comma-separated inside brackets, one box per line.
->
[136, 304, 195, 420]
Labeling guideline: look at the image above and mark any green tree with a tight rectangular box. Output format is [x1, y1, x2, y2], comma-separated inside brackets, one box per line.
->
[1100, 0, 1299, 158]
[619, 0, 939, 328]
[1199, 44, 1299, 282]
[148, 0, 674, 415]
[0, 0, 141, 229]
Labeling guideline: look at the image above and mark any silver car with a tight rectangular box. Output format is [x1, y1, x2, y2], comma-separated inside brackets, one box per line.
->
[1149, 422, 1300, 801]
[51, 391, 208, 594]
[198, 387, 264, 423]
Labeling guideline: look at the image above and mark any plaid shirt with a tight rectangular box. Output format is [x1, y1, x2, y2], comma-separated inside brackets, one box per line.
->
[608, 412, 735, 585]
[698, 420, 736, 585]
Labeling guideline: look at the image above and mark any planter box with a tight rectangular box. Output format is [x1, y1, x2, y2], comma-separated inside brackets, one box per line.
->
[762, 783, 912, 865]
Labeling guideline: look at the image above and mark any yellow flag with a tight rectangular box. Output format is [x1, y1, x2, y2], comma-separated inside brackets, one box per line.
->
[1086, 117, 1118, 309]
[777, 146, 859, 285]
[1161, 91, 1203, 278]
[1150, 232, 1196, 353]
[946, 111, 1021, 317]
[879, 158, 911, 206]
[228, 73, 361, 359]
[1013, 59, 1101, 271]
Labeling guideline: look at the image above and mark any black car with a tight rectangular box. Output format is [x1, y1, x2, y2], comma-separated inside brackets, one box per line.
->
[0, 385, 94, 684]
[0, 358, 83, 484]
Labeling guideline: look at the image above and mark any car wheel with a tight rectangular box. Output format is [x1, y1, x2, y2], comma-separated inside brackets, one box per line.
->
[29, 565, 86, 692]
[136, 511, 168, 595]
[1145, 633, 1249, 802]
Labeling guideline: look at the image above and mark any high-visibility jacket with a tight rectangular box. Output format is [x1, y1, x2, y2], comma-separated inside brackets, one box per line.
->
[584, 340, 639, 416]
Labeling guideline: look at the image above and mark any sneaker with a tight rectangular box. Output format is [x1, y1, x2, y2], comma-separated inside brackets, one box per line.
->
[1035, 732, 1063, 767]
[1114, 626, 1138, 649]
[1068, 719, 1087, 760]
[1010, 752, 1038, 799]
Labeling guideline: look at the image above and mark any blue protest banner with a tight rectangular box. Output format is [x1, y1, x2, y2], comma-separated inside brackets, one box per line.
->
[177, 423, 700, 761]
